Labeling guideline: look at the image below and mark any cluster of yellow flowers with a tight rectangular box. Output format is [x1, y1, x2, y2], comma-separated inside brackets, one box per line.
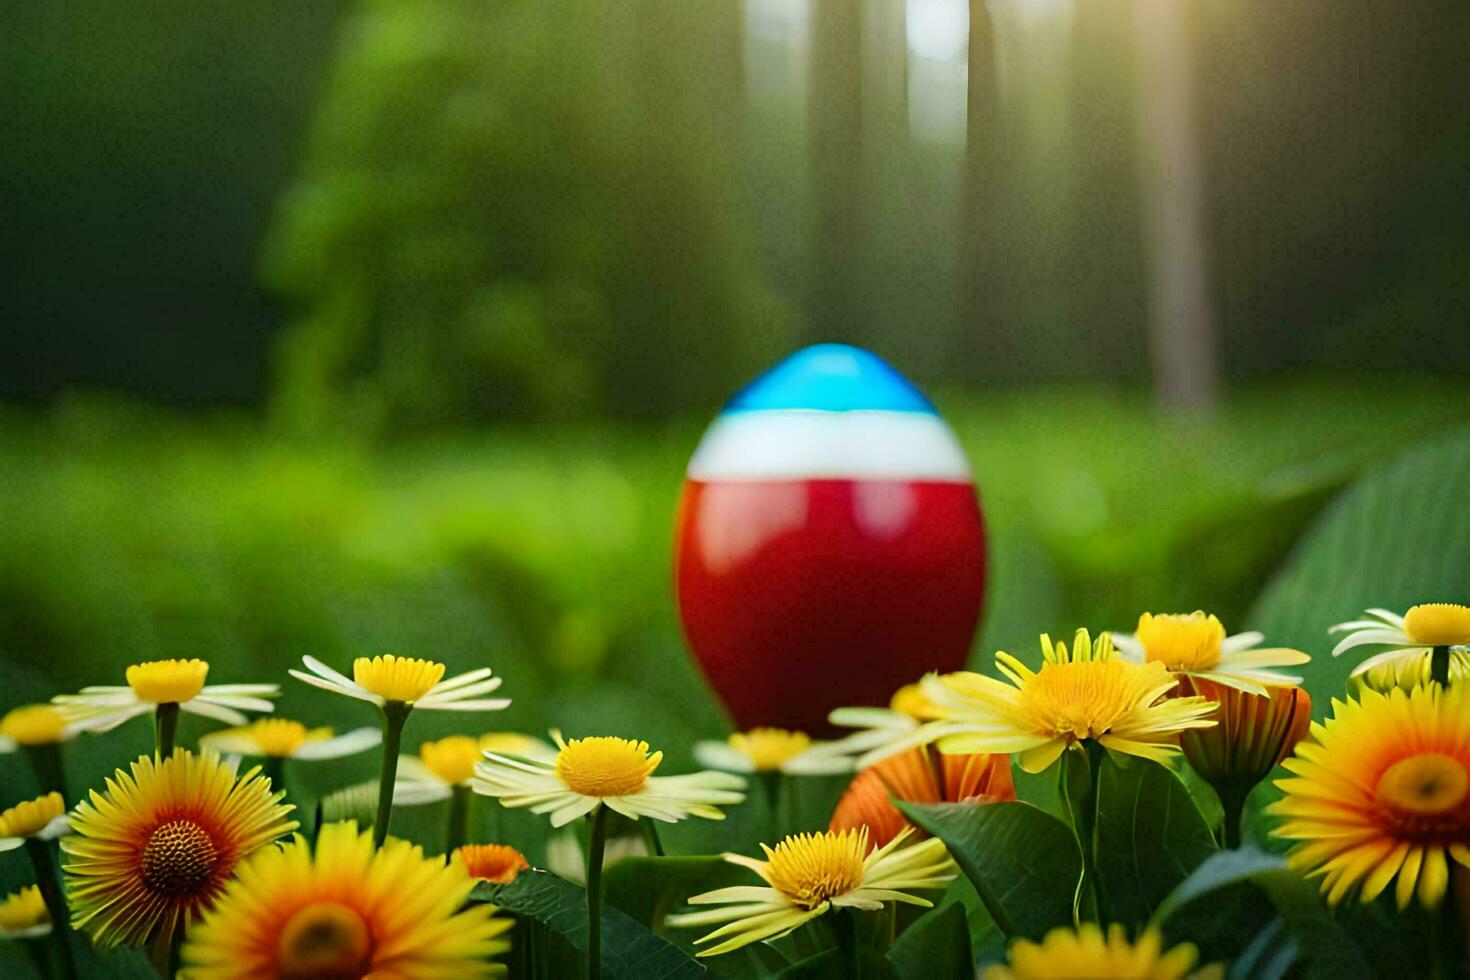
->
[0, 601, 1465, 977]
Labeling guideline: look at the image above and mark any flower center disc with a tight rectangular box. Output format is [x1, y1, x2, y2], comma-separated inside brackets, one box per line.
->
[0, 706, 67, 746]
[1403, 604, 1470, 647]
[140, 819, 219, 896]
[277, 901, 373, 980]
[1375, 754, 1469, 817]
[1136, 612, 1225, 671]
[1021, 661, 1136, 741]
[764, 830, 868, 909]
[421, 736, 482, 785]
[352, 655, 444, 703]
[730, 729, 810, 771]
[252, 719, 312, 757]
[555, 737, 660, 797]
[126, 659, 209, 704]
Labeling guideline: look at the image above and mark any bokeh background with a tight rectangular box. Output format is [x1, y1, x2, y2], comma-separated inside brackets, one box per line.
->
[2, 1, 1469, 820]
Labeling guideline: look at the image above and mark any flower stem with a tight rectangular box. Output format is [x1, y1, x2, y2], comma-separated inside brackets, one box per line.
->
[639, 817, 664, 857]
[446, 784, 471, 854]
[24, 838, 76, 979]
[262, 756, 286, 796]
[373, 702, 410, 848]
[154, 702, 180, 758]
[148, 914, 177, 978]
[585, 805, 608, 980]
[833, 907, 861, 979]
[23, 742, 67, 799]
[1431, 645, 1452, 687]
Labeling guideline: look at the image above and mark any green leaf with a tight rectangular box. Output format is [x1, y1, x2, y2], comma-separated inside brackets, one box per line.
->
[1153, 847, 1370, 979]
[886, 902, 973, 980]
[1093, 755, 1218, 926]
[473, 869, 706, 980]
[1247, 428, 1470, 709]
[899, 801, 1079, 940]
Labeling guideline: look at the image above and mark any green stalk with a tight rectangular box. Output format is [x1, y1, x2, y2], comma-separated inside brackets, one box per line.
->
[23, 742, 67, 799]
[24, 839, 75, 979]
[446, 784, 471, 854]
[373, 702, 411, 848]
[1058, 743, 1107, 924]
[154, 702, 180, 758]
[832, 907, 860, 979]
[639, 817, 664, 857]
[585, 805, 608, 980]
[1431, 645, 1452, 687]
[756, 770, 782, 841]
[262, 756, 287, 796]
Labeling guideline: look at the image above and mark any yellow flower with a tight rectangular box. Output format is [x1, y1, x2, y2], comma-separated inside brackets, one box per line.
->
[1113, 611, 1309, 695]
[291, 654, 511, 711]
[0, 792, 68, 850]
[0, 886, 50, 939]
[475, 730, 745, 827]
[396, 733, 557, 802]
[667, 826, 955, 956]
[199, 718, 380, 761]
[0, 705, 77, 751]
[1354, 648, 1470, 694]
[1331, 603, 1470, 678]
[985, 924, 1218, 979]
[863, 629, 1218, 773]
[62, 750, 297, 948]
[830, 746, 1014, 848]
[1269, 685, 1470, 909]
[822, 676, 958, 759]
[53, 659, 278, 733]
[455, 844, 531, 884]
[693, 728, 852, 776]
[180, 821, 512, 979]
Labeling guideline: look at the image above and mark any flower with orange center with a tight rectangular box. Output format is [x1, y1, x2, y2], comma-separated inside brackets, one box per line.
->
[862, 630, 1218, 774]
[199, 717, 381, 761]
[694, 728, 852, 776]
[1269, 684, 1470, 908]
[1331, 603, 1470, 679]
[179, 821, 511, 978]
[1113, 611, 1309, 695]
[62, 750, 297, 948]
[474, 730, 745, 827]
[0, 792, 69, 850]
[455, 844, 531, 884]
[53, 659, 278, 734]
[830, 746, 1013, 848]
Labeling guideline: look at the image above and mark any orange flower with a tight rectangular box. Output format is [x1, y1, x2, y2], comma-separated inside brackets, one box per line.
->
[830, 747, 1013, 848]
[1177, 677, 1311, 791]
[454, 844, 530, 885]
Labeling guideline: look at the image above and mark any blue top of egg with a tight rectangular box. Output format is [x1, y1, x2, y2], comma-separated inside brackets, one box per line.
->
[724, 344, 937, 415]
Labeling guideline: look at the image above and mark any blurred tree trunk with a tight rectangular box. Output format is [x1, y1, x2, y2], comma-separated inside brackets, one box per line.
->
[1135, 0, 1218, 411]
[809, 0, 865, 340]
[960, 0, 1004, 368]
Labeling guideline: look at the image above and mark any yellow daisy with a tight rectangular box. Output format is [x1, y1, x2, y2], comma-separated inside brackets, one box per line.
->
[0, 886, 50, 939]
[398, 733, 558, 802]
[863, 629, 1218, 773]
[984, 924, 1219, 979]
[290, 654, 510, 712]
[53, 659, 278, 733]
[455, 844, 531, 885]
[1113, 611, 1310, 695]
[62, 750, 297, 948]
[693, 728, 852, 776]
[0, 704, 81, 752]
[474, 730, 746, 827]
[0, 792, 69, 851]
[822, 679, 949, 759]
[180, 821, 512, 979]
[199, 718, 381, 761]
[1331, 603, 1470, 678]
[1269, 684, 1470, 909]
[666, 826, 955, 956]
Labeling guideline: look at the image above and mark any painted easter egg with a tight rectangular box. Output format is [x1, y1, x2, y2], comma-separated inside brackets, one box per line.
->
[674, 344, 986, 733]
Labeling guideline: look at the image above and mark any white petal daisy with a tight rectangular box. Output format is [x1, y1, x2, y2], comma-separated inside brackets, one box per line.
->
[52, 659, 278, 733]
[0, 705, 84, 754]
[0, 792, 70, 854]
[288, 655, 511, 711]
[818, 679, 950, 763]
[1111, 611, 1309, 695]
[199, 718, 381, 761]
[473, 731, 746, 827]
[1330, 603, 1470, 679]
[398, 732, 558, 801]
[666, 826, 955, 956]
[693, 728, 853, 776]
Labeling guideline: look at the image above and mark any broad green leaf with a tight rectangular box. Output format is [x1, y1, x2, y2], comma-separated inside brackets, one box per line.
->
[886, 902, 972, 980]
[899, 801, 1079, 940]
[473, 870, 706, 980]
[1153, 847, 1370, 979]
[1093, 754, 1217, 926]
[1247, 428, 1470, 711]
